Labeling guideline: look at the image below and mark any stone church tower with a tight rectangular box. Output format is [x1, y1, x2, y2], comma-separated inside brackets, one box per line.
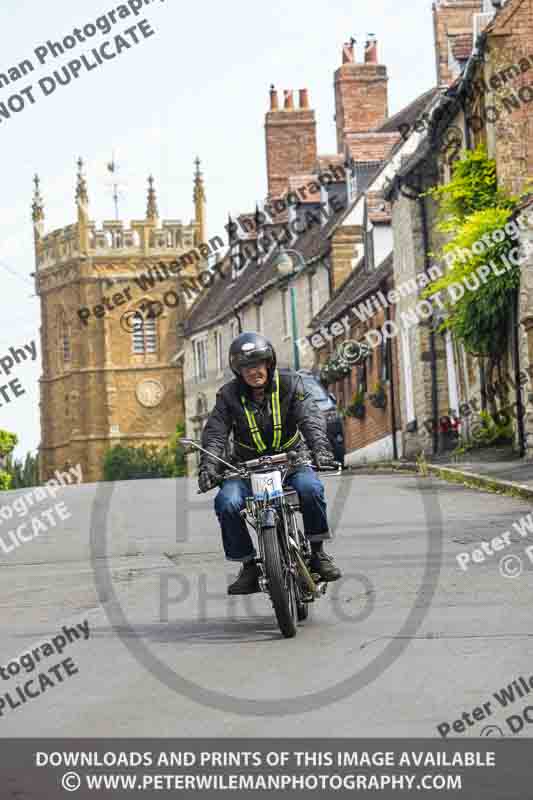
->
[34, 159, 206, 483]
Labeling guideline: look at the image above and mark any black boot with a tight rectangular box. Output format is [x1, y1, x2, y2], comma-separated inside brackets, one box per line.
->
[309, 543, 342, 582]
[228, 560, 262, 595]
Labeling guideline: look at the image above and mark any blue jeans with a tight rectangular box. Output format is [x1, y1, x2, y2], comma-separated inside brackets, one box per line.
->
[214, 466, 330, 562]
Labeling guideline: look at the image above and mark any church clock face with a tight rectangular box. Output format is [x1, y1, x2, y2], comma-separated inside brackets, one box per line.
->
[136, 379, 164, 408]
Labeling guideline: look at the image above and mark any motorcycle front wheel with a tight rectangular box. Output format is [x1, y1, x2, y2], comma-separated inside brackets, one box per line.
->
[261, 526, 297, 639]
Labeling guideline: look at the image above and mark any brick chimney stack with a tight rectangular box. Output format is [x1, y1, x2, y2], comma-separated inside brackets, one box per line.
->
[334, 38, 389, 154]
[265, 86, 318, 198]
[433, 0, 483, 86]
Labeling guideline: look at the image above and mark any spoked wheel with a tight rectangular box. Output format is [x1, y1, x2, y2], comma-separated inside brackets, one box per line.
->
[262, 526, 297, 638]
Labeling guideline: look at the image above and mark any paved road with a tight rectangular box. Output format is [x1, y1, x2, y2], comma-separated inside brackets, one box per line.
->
[0, 473, 532, 737]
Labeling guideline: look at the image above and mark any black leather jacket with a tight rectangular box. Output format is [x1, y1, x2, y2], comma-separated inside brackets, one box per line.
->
[199, 369, 333, 474]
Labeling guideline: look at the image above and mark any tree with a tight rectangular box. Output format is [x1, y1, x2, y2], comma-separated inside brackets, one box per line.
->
[6, 451, 39, 489]
[0, 429, 18, 491]
[102, 427, 187, 482]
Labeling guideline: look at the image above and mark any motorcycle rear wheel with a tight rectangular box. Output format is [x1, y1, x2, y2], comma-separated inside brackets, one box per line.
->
[262, 526, 297, 639]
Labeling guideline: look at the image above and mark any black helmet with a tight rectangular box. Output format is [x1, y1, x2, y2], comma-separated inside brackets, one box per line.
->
[229, 332, 276, 379]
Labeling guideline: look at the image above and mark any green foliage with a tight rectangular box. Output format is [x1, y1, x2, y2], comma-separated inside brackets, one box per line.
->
[425, 147, 520, 358]
[425, 207, 520, 356]
[166, 423, 187, 478]
[0, 429, 18, 457]
[103, 444, 177, 482]
[369, 380, 387, 409]
[320, 353, 351, 385]
[472, 409, 514, 446]
[454, 409, 514, 454]
[0, 471, 12, 491]
[345, 389, 366, 418]
[426, 145, 513, 228]
[5, 452, 39, 489]
[103, 425, 187, 482]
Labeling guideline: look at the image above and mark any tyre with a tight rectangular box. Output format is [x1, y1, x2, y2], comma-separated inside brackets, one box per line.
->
[297, 601, 309, 621]
[262, 526, 297, 638]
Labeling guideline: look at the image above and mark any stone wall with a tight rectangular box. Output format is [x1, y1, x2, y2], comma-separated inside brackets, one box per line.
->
[38, 254, 192, 483]
[391, 189, 452, 458]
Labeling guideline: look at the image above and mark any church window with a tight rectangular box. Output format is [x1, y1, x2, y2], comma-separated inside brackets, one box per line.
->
[132, 310, 157, 354]
[58, 311, 71, 366]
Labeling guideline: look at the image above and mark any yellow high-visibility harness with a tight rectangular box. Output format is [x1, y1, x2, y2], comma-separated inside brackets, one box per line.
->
[239, 369, 300, 454]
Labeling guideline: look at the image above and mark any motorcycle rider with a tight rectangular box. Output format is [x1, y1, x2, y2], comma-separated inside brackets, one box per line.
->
[198, 332, 342, 595]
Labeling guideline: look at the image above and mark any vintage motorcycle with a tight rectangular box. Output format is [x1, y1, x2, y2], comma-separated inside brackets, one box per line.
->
[181, 438, 341, 639]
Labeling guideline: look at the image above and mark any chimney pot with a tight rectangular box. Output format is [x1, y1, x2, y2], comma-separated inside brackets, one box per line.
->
[299, 88, 309, 109]
[269, 85, 279, 111]
[284, 90, 294, 110]
[342, 41, 355, 64]
[365, 38, 378, 64]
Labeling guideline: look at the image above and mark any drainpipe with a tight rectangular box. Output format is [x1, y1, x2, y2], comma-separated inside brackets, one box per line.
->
[418, 191, 440, 456]
[234, 308, 242, 334]
[512, 286, 526, 457]
[384, 287, 399, 460]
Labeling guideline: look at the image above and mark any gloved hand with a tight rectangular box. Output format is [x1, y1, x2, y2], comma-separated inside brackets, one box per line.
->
[198, 463, 220, 493]
[313, 449, 338, 469]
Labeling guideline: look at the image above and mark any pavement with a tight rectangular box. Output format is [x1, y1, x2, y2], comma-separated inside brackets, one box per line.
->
[436, 457, 533, 491]
[0, 471, 532, 738]
[349, 446, 533, 498]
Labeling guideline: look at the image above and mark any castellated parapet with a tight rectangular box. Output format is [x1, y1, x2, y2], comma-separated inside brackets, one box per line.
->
[35, 218, 199, 272]
[34, 159, 207, 483]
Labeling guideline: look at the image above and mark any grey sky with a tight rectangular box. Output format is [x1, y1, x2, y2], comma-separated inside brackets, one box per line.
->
[0, 0, 435, 456]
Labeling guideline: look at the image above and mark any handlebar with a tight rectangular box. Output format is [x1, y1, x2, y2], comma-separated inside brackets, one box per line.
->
[197, 457, 342, 494]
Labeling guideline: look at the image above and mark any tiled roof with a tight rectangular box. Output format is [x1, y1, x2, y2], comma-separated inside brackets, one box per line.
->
[377, 87, 442, 134]
[184, 204, 347, 335]
[345, 132, 402, 163]
[311, 253, 393, 329]
[185, 88, 440, 337]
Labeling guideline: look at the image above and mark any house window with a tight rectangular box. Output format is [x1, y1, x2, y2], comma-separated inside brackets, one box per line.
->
[132, 312, 157, 354]
[193, 337, 208, 381]
[230, 244, 241, 282]
[281, 289, 289, 337]
[357, 359, 368, 393]
[229, 318, 239, 342]
[215, 329, 224, 375]
[255, 302, 263, 333]
[347, 167, 357, 204]
[307, 272, 320, 321]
